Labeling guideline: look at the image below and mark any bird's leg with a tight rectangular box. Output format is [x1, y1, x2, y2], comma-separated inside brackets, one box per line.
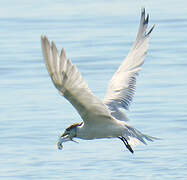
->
[118, 136, 134, 153]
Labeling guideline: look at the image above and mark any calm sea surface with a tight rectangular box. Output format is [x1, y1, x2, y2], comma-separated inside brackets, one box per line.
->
[1, 0, 187, 179]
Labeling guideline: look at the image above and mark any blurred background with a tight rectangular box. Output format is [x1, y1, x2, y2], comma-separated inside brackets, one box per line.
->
[0, 0, 187, 179]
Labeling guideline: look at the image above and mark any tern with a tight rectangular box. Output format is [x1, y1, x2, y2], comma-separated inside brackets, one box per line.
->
[41, 8, 157, 153]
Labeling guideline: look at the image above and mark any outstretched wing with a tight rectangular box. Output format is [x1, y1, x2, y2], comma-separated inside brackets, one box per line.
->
[41, 36, 112, 125]
[103, 8, 154, 121]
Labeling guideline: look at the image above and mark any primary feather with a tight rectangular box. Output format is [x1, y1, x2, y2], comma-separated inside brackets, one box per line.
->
[41, 36, 113, 126]
[103, 8, 154, 121]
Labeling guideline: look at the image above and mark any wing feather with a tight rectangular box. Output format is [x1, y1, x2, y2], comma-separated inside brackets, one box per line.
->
[41, 36, 112, 125]
[103, 8, 154, 121]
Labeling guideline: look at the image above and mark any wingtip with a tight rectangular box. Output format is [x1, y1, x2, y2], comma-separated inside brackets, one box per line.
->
[51, 41, 59, 54]
[51, 40, 56, 47]
[41, 35, 49, 44]
[60, 47, 66, 58]
[41, 35, 46, 40]
[141, 7, 145, 15]
[147, 24, 155, 36]
[144, 14, 149, 25]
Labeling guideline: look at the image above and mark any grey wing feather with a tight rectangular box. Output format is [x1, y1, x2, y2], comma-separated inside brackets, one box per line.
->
[103, 8, 154, 121]
[41, 36, 112, 125]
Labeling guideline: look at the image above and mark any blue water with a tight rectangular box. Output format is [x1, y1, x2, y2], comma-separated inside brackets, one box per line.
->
[1, 0, 187, 179]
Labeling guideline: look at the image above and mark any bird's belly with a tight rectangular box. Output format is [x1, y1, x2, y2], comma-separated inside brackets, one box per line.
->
[77, 122, 124, 140]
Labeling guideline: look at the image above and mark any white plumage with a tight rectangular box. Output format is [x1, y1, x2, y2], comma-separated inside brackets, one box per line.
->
[41, 8, 157, 153]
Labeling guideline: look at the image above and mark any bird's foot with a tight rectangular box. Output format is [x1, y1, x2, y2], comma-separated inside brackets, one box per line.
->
[118, 136, 134, 153]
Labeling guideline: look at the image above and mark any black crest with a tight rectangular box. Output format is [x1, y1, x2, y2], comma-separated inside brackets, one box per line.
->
[66, 122, 83, 131]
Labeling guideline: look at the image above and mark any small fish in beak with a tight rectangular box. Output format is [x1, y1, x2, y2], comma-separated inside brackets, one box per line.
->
[57, 134, 79, 150]
[57, 134, 71, 150]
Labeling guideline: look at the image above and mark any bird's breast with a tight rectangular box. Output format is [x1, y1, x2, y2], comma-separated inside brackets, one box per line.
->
[76, 120, 124, 140]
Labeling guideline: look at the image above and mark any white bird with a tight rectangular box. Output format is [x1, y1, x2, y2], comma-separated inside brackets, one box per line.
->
[41, 8, 157, 153]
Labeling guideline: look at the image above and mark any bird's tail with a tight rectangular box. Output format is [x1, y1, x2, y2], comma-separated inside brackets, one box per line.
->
[123, 124, 160, 146]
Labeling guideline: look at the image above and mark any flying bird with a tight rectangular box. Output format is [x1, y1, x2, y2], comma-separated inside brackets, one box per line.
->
[41, 8, 157, 153]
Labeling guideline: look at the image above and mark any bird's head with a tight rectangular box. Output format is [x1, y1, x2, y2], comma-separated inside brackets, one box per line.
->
[57, 122, 83, 149]
[62, 124, 78, 138]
